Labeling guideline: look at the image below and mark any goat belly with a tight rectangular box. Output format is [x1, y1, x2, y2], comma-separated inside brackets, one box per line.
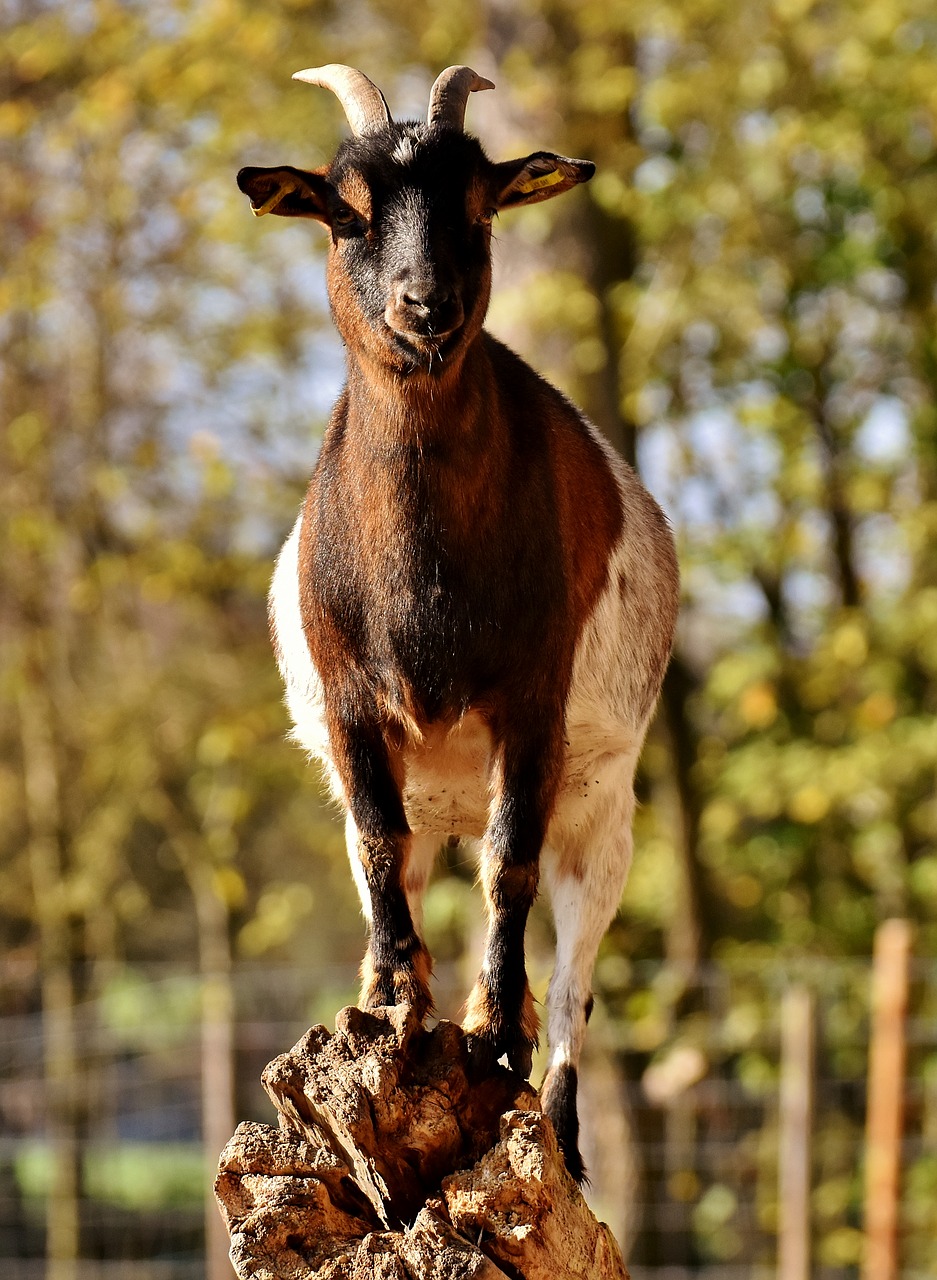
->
[400, 712, 493, 836]
[269, 394, 677, 835]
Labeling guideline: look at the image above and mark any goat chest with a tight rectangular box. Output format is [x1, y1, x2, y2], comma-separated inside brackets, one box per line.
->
[295, 425, 576, 726]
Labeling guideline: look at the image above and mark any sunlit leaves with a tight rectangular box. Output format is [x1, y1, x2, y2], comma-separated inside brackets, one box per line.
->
[517, 0, 937, 962]
[0, 0, 373, 983]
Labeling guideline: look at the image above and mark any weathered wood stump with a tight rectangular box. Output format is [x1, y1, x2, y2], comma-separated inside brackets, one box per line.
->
[214, 1004, 629, 1279]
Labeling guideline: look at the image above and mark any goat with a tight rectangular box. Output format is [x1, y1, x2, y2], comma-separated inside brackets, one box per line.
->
[238, 64, 679, 1183]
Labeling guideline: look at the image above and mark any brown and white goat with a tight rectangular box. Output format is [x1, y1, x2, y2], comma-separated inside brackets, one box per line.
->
[238, 64, 679, 1183]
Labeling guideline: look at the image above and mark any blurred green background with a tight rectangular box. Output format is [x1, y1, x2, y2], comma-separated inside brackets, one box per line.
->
[2, 0, 937, 1276]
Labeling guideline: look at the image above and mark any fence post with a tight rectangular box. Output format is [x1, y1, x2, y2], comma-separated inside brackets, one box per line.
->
[778, 985, 815, 1280]
[203, 965, 237, 1280]
[862, 918, 912, 1280]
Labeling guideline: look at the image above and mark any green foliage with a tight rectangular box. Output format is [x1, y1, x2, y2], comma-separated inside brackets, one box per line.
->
[486, 0, 937, 965]
[16, 1141, 206, 1210]
[0, 0, 371, 980]
[98, 969, 201, 1049]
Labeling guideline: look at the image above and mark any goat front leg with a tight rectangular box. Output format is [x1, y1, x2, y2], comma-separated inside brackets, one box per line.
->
[463, 720, 563, 1078]
[331, 709, 433, 1021]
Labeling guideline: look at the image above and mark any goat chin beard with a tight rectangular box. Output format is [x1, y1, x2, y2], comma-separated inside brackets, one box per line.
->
[385, 326, 462, 374]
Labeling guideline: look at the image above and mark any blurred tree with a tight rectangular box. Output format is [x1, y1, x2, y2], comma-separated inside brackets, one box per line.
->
[480, 0, 937, 961]
[467, 0, 937, 1266]
[0, 1, 366, 1273]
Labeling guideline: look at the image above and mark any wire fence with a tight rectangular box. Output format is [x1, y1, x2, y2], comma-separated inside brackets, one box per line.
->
[1, 955, 935, 1279]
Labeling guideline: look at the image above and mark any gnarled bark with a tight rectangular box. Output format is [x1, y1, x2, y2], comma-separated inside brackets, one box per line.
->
[214, 1005, 629, 1280]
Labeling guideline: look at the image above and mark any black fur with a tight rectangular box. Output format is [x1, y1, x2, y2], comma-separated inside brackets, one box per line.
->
[541, 1063, 586, 1184]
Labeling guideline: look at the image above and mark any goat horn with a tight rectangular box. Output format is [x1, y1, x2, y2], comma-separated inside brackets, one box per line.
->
[292, 64, 392, 137]
[427, 65, 495, 130]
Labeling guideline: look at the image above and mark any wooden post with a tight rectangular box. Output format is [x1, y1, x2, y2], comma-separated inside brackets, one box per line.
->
[202, 965, 237, 1280]
[777, 985, 815, 1280]
[862, 918, 912, 1280]
[167, 820, 238, 1280]
[196, 880, 237, 1280]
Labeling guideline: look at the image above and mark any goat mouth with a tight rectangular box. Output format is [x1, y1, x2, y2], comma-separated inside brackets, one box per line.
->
[385, 323, 463, 367]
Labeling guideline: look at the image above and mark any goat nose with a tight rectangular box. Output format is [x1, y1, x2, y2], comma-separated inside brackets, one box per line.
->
[399, 282, 453, 314]
[387, 278, 464, 339]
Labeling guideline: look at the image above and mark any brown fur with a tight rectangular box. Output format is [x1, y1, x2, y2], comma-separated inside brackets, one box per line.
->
[360, 943, 434, 1021]
[337, 171, 372, 223]
[463, 976, 540, 1047]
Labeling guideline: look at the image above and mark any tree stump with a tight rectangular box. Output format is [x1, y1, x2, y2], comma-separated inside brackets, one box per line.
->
[214, 1004, 629, 1279]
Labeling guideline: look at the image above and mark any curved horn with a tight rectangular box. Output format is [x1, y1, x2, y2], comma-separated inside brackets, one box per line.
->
[427, 65, 494, 130]
[292, 64, 392, 137]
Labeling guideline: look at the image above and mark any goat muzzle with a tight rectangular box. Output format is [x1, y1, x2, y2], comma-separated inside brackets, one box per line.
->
[384, 282, 465, 347]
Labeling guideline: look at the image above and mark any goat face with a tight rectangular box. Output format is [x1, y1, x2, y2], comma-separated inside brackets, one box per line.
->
[324, 127, 495, 375]
[237, 69, 594, 377]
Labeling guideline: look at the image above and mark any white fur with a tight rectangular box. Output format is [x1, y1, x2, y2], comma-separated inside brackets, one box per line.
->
[392, 137, 416, 164]
[268, 515, 340, 796]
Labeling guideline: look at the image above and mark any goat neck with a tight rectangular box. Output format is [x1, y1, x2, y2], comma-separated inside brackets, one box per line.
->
[340, 331, 498, 451]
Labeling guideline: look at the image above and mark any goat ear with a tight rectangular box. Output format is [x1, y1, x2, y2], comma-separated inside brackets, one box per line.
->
[491, 152, 595, 210]
[237, 165, 334, 221]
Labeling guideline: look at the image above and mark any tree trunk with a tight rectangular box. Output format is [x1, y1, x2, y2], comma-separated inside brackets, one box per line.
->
[18, 681, 82, 1280]
[214, 1005, 630, 1279]
[660, 654, 713, 971]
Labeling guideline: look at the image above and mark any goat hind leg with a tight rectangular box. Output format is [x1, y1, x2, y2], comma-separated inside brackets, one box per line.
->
[542, 788, 635, 1183]
[403, 832, 440, 934]
[346, 818, 438, 930]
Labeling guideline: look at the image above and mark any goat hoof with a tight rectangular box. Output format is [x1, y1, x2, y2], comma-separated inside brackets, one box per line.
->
[464, 1031, 498, 1078]
[463, 1027, 535, 1081]
[360, 947, 434, 1023]
[360, 979, 397, 1010]
[559, 1141, 587, 1185]
[506, 1040, 534, 1078]
[360, 983, 432, 1025]
[463, 979, 539, 1080]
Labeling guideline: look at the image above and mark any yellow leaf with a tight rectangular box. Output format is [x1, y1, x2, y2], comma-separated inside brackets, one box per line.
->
[789, 785, 830, 824]
[739, 682, 778, 729]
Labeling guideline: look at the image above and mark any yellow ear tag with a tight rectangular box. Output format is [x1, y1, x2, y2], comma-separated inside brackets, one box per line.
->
[515, 169, 564, 195]
[252, 177, 300, 217]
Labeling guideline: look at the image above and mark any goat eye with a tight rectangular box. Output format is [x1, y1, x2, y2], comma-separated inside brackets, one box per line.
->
[478, 208, 496, 225]
[333, 206, 359, 227]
